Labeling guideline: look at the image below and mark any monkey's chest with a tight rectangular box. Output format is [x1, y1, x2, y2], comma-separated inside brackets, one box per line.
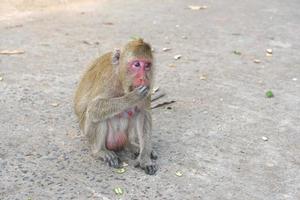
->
[116, 107, 137, 118]
[106, 108, 138, 151]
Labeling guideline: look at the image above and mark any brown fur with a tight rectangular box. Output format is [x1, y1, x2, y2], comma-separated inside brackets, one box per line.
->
[74, 39, 157, 175]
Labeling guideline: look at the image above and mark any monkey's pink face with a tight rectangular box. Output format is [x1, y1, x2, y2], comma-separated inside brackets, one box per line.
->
[128, 59, 152, 88]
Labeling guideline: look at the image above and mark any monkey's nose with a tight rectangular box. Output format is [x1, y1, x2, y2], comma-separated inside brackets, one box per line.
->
[139, 78, 145, 85]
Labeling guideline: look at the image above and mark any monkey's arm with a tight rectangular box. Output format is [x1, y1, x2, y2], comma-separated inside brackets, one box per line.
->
[87, 86, 148, 122]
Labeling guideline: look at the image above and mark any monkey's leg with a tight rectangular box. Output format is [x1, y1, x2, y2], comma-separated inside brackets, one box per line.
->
[127, 107, 157, 160]
[127, 141, 158, 160]
[84, 116, 121, 168]
[126, 120, 140, 158]
[134, 110, 158, 175]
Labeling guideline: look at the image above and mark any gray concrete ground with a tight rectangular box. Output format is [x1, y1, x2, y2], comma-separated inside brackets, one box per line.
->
[0, 0, 300, 199]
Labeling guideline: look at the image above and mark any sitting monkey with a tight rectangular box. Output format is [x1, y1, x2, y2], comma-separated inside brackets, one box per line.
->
[74, 39, 157, 175]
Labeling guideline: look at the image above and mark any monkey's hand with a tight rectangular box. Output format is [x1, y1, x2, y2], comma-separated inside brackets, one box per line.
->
[136, 85, 150, 98]
[127, 85, 150, 102]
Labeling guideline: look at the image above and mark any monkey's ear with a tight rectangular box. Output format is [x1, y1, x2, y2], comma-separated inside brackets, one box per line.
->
[112, 49, 121, 65]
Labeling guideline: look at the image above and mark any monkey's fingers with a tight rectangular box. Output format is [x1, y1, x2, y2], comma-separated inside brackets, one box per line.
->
[104, 152, 121, 168]
[144, 164, 158, 175]
[137, 85, 149, 97]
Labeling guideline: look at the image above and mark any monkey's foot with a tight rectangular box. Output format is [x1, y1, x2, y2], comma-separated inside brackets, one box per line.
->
[134, 160, 158, 175]
[104, 151, 121, 168]
[144, 164, 158, 175]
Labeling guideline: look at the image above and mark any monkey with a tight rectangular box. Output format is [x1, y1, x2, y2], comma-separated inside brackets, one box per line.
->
[74, 39, 158, 175]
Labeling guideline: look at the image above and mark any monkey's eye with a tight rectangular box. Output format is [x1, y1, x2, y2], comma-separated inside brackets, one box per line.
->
[145, 63, 151, 71]
[133, 62, 140, 67]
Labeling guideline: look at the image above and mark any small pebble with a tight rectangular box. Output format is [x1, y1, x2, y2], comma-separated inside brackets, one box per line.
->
[162, 47, 171, 52]
[174, 55, 182, 60]
[51, 103, 59, 107]
[262, 136, 268, 141]
[233, 50, 241, 55]
[254, 59, 261, 63]
[266, 49, 273, 54]
[292, 78, 297, 81]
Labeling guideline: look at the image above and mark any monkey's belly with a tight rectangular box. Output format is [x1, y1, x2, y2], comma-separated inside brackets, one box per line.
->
[106, 131, 128, 151]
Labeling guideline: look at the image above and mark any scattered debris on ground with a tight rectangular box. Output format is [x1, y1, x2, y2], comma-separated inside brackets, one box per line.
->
[174, 55, 182, 60]
[188, 5, 208, 10]
[262, 136, 268, 141]
[113, 187, 124, 195]
[0, 49, 25, 55]
[233, 50, 241, 55]
[265, 91, 274, 98]
[175, 170, 183, 177]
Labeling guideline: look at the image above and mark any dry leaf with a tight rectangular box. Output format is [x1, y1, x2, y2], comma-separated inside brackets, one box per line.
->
[115, 168, 126, 174]
[0, 76, 3, 81]
[51, 103, 59, 107]
[162, 47, 171, 52]
[0, 50, 25, 55]
[175, 170, 183, 177]
[169, 64, 176, 68]
[188, 5, 208, 10]
[174, 55, 182, 60]
[266, 49, 273, 57]
[114, 187, 124, 195]
[199, 74, 207, 80]
[266, 49, 273, 54]
[103, 22, 114, 25]
[292, 78, 297, 81]
[254, 59, 261, 63]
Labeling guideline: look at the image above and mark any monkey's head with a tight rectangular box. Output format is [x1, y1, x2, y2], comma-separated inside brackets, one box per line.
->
[112, 39, 153, 93]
